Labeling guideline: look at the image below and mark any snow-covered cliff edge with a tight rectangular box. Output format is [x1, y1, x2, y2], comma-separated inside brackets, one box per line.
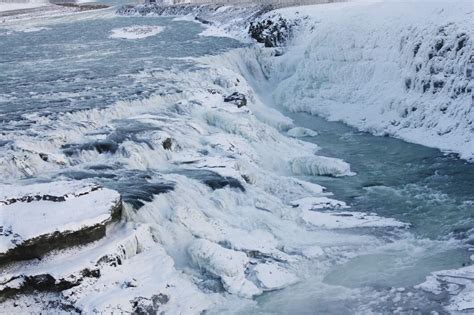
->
[267, 0, 473, 160]
[120, 1, 473, 159]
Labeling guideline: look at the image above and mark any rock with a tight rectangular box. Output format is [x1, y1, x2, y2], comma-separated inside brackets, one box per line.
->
[0, 224, 152, 297]
[223, 92, 247, 108]
[162, 138, 173, 150]
[291, 156, 355, 177]
[300, 209, 408, 229]
[248, 17, 296, 48]
[0, 181, 122, 265]
[131, 294, 169, 314]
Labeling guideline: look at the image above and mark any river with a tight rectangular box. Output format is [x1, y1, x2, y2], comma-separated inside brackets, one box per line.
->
[0, 8, 472, 314]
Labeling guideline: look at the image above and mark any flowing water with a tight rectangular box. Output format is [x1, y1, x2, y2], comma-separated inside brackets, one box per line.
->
[245, 109, 474, 314]
[1, 10, 473, 314]
[0, 15, 243, 122]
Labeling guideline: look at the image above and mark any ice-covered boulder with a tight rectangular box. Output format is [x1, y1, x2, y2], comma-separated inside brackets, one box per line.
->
[0, 181, 122, 265]
[291, 155, 355, 177]
[188, 239, 261, 298]
[253, 263, 298, 291]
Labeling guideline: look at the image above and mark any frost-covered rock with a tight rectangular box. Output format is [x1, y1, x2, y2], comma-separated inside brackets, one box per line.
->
[269, 0, 474, 160]
[0, 181, 122, 264]
[291, 155, 354, 177]
[248, 16, 298, 47]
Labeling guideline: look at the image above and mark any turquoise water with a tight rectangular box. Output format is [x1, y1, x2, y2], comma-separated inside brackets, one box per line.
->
[284, 111, 474, 242]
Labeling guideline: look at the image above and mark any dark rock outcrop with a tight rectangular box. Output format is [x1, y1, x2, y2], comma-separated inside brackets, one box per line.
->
[249, 17, 296, 47]
[224, 92, 247, 108]
[0, 182, 122, 266]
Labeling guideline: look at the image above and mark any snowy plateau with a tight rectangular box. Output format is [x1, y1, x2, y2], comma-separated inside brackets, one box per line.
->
[0, 0, 473, 314]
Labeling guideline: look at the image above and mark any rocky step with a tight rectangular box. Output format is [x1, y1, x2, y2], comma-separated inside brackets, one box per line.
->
[0, 181, 122, 265]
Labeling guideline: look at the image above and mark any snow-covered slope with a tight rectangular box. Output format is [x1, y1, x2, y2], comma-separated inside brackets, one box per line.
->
[266, 0, 473, 160]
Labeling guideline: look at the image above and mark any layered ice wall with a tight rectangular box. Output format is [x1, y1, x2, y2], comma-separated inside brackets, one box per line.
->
[268, 0, 473, 159]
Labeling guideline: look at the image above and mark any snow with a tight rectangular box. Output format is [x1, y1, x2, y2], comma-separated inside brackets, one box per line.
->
[287, 126, 318, 138]
[188, 238, 262, 298]
[0, 181, 121, 255]
[0, 0, 47, 13]
[109, 25, 165, 40]
[291, 155, 355, 177]
[1, 2, 471, 312]
[253, 263, 299, 290]
[268, 0, 474, 160]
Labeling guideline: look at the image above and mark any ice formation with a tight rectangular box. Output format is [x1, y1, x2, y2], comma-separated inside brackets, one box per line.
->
[267, 0, 473, 160]
[109, 25, 165, 39]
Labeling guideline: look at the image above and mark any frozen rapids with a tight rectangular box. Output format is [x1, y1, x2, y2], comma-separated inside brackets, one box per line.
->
[0, 8, 473, 315]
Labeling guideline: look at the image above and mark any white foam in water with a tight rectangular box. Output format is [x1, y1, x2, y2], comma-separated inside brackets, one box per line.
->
[109, 25, 165, 39]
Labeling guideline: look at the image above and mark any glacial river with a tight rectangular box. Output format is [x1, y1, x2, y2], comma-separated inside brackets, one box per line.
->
[0, 9, 472, 314]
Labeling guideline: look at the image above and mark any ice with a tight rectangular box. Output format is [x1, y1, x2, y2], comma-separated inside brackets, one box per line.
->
[109, 25, 165, 39]
[253, 263, 299, 290]
[291, 155, 355, 177]
[287, 127, 318, 138]
[301, 245, 325, 258]
[291, 196, 348, 210]
[188, 238, 261, 298]
[301, 209, 408, 229]
[268, 0, 474, 160]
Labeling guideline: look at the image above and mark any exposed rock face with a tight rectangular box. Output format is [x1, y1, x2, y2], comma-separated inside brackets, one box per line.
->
[249, 17, 296, 47]
[162, 137, 173, 150]
[0, 181, 122, 265]
[224, 92, 247, 108]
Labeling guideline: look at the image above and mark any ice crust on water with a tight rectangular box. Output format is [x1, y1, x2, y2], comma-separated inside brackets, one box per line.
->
[109, 25, 164, 39]
[417, 265, 474, 312]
